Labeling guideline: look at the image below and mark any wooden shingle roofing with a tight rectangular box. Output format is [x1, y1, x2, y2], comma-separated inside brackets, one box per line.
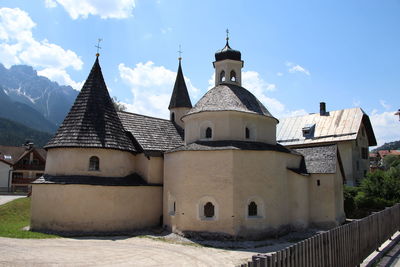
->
[168, 61, 192, 109]
[185, 83, 277, 119]
[118, 111, 184, 152]
[45, 57, 136, 152]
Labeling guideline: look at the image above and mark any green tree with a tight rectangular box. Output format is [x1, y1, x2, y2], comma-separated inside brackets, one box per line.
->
[111, 97, 127, 112]
[383, 154, 400, 170]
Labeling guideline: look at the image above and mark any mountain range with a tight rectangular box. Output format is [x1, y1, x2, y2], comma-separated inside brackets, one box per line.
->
[0, 63, 79, 146]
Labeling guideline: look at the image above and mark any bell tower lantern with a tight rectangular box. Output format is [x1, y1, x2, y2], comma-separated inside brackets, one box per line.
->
[213, 30, 244, 86]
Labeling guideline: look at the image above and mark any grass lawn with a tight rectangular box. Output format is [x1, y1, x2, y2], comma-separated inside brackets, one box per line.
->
[0, 197, 59, 238]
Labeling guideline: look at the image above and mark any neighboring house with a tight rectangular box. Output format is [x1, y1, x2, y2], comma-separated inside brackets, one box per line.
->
[369, 152, 380, 171]
[370, 150, 400, 170]
[277, 104, 377, 186]
[0, 143, 46, 192]
[31, 39, 345, 237]
[0, 159, 11, 192]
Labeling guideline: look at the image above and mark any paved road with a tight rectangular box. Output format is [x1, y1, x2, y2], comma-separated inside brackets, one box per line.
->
[0, 237, 256, 266]
[0, 195, 26, 206]
[377, 241, 400, 267]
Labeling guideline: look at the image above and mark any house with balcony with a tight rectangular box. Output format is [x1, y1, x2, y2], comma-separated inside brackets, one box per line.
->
[0, 142, 46, 192]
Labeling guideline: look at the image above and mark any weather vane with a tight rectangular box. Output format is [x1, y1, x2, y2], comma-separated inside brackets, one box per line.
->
[178, 44, 183, 61]
[95, 38, 102, 56]
[226, 28, 229, 41]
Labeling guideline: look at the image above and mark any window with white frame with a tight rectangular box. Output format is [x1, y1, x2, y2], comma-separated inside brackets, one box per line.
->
[198, 196, 218, 221]
[246, 197, 264, 219]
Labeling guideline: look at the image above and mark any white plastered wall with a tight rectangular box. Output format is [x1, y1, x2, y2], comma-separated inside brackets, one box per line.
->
[31, 184, 162, 232]
[136, 154, 164, 184]
[0, 161, 10, 191]
[45, 148, 136, 177]
[183, 111, 277, 145]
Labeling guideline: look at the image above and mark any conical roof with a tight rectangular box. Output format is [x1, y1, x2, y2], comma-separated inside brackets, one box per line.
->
[168, 61, 192, 109]
[45, 56, 136, 152]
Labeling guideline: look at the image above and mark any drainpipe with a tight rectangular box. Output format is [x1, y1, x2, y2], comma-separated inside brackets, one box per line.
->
[8, 168, 13, 193]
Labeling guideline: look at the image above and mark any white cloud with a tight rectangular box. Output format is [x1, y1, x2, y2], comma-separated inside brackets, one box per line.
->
[44, 0, 57, 8]
[161, 27, 172, 34]
[353, 100, 361, 107]
[0, 7, 82, 89]
[286, 62, 310, 76]
[276, 72, 283, 77]
[208, 70, 306, 118]
[45, 0, 136, 19]
[370, 110, 400, 147]
[38, 68, 84, 90]
[379, 100, 391, 111]
[118, 61, 199, 119]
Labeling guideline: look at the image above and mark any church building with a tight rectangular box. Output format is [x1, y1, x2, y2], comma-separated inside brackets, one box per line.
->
[30, 38, 345, 238]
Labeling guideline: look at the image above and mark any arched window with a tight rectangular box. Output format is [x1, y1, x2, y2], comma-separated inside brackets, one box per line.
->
[248, 201, 257, 216]
[89, 156, 99, 171]
[171, 112, 175, 122]
[245, 127, 250, 139]
[205, 127, 212, 139]
[204, 202, 215, 218]
[220, 71, 226, 82]
[230, 70, 236, 82]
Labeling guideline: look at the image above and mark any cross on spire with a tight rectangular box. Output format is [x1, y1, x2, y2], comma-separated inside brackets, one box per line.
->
[178, 44, 183, 61]
[226, 28, 229, 41]
[95, 38, 102, 57]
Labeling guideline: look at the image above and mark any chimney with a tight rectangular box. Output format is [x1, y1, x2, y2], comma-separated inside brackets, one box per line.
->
[320, 102, 327, 116]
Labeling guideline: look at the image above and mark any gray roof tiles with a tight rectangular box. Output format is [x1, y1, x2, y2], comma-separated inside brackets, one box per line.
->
[45, 57, 136, 152]
[167, 140, 300, 155]
[294, 145, 338, 174]
[168, 61, 192, 109]
[118, 111, 184, 152]
[186, 83, 276, 119]
[32, 173, 161, 186]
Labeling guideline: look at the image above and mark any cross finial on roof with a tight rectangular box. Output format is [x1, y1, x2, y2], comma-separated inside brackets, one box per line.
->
[226, 28, 229, 41]
[178, 44, 183, 61]
[95, 38, 102, 57]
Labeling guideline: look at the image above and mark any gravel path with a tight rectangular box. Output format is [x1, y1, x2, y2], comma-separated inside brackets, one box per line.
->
[0, 236, 258, 266]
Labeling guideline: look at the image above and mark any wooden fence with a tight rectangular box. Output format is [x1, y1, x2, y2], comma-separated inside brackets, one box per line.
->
[241, 204, 400, 267]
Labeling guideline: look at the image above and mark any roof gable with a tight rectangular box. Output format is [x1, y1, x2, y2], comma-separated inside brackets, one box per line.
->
[45, 57, 136, 152]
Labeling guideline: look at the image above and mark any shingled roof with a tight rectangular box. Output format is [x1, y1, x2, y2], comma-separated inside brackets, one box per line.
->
[118, 111, 184, 153]
[185, 83, 277, 119]
[168, 61, 192, 109]
[293, 145, 343, 175]
[45, 57, 136, 152]
[32, 173, 160, 186]
[167, 140, 300, 155]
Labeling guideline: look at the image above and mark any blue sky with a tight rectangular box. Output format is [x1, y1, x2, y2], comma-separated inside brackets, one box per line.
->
[0, 0, 399, 146]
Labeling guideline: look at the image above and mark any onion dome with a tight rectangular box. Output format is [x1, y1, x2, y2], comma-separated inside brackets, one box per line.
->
[215, 40, 241, 62]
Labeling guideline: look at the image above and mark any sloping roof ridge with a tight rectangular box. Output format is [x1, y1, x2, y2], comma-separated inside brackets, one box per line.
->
[168, 61, 192, 109]
[280, 107, 363, 120]
[118, 110, 171, 122]
[45, 57, 136, 152]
